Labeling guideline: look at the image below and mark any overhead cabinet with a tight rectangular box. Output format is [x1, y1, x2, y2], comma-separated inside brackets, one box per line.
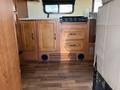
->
[17, 0, 28, 18]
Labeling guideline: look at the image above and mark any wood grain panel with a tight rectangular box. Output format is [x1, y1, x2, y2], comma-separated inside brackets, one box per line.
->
[88, 43, 95, 60]
[20, 20, 38, 60]
[63, 30, 85, 40]
[21, 61, 93, 90]
[20, 21, 35, 51]
[49, 53, 77, 61]
[17, 0, 28, 18]
[38, 20, 57, 51]
[16, 22, 23, 52]
[0, 0, 21, 90]
[61, 22, 89, 53]
[89, 19, 96, 43]
[64, 40, 85, 51]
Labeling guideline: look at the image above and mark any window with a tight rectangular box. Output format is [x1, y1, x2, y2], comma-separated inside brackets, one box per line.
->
[59, 4, 73, 13]
[44, 4, 74, 14]
[45, 5, 58, 13]
[94, 0, 103, 12]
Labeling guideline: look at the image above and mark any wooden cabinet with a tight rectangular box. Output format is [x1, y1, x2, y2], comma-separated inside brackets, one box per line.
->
[21, 21, 35, 50]
[0, 0, 21, 89]
[61, 29, 86, 52]
[20, 20, 38, 60]
[37, 20, 57, 51]
[14, 0, 28, 61]
[88, 19, 96, 60]
[12, 0, 28, 18]
[17, 20, 93, 61]
[60, 22, 89, 60]
[16, 0, 28, 18]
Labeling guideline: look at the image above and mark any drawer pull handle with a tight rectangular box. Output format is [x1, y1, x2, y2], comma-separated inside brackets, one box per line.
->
[69, 44, 76, 47]
[69, 33, 76, 35]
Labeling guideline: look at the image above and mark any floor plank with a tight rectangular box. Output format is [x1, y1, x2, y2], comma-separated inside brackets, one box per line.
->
[21, 61, 93, 90]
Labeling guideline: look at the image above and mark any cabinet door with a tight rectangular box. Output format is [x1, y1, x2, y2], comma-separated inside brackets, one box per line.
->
[17, 0, 28, 18]
[0, 0, 21, 89]
[20, 21, 38, 60]
[38, 20, 57, 51]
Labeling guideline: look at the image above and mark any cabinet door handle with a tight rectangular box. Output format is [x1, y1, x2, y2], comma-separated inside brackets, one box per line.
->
[32, 33, 34, 40]
[54, 33, 56, 40]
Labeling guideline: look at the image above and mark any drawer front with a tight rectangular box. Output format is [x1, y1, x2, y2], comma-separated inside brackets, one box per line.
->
[63, 30, 85, 39]
[64, 40, 85, 51]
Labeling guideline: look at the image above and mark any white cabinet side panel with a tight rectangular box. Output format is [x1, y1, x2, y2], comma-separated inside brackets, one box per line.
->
[108, 1, 120, 26]
[103, 26, 120, 90]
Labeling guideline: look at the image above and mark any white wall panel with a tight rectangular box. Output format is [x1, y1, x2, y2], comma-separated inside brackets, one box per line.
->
[103, 26, 120, 90]
[108, 1, 120, 25]
[27, 0, 92, 19]
[117, 71, 120, 90]
[95, 0, 120, 89]
[97, 4, 110, 25]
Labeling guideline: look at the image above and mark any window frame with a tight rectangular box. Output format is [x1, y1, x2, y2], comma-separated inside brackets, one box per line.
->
[43, 4, 74, 14]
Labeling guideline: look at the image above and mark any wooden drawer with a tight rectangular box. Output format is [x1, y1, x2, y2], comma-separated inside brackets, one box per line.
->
[64, 40, 85, 51]
[63, 30, 85, 40]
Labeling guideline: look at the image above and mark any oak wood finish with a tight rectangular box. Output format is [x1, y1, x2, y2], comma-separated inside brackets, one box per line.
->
[89, 19, 96, 43]
[64, 40, 85, 51]
[20, 20, 38, 60]
[60, 22, 89, 60]
[17, 0, 28, 18]
[49, 53, 77, 61]
[63, 30, 85, 40]
[37, 20, 57, 52]
[21, 21, 35, 50]
[88, 43, 95, 60]
[21, 61, 93, 90]
[88, 19, 96, 60]
[16, 21, 23, 52]
[18, 20, 94, 61]
[0, 0, 21, 90]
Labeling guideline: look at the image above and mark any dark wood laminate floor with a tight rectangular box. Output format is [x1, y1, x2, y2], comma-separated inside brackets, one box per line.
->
[21, 61, 93, 90]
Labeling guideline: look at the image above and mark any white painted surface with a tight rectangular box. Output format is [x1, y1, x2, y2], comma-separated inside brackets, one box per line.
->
[95, 0, 120, 89]
[95, 25, 106, 76]
[97, 4, 110, 25]
[117, 71, 120, 90]
[27, 0, 92, 19]
[103, 26, 120, 90]
[108, 1, 120, 25]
